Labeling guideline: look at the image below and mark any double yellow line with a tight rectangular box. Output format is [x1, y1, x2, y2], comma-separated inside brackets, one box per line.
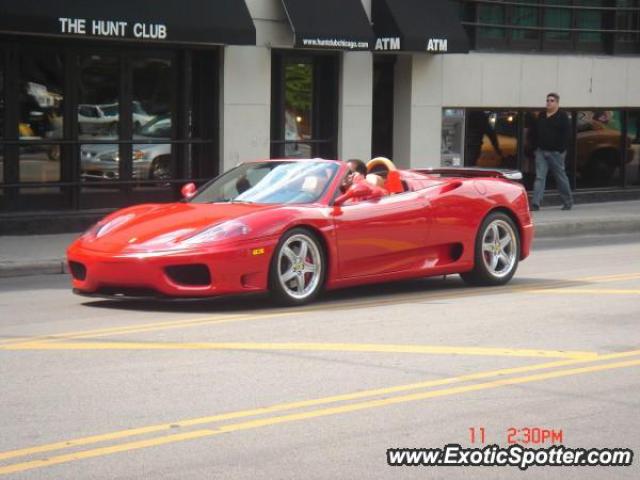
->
[1, 349, 639, 475]
[3, 340, 598, 359]
[1, 272, 639, 474]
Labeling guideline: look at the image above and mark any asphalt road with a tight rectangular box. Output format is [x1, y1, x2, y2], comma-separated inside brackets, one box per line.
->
[0, 235, 639, 479]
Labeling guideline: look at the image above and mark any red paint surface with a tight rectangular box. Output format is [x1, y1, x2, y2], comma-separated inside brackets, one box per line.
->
[68, 160, 533, 298]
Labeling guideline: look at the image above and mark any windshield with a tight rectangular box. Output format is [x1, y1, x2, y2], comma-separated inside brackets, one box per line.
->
[101, 105, 119, 116]
[189, 161, 339, 205]
[138, 116, 171, 138]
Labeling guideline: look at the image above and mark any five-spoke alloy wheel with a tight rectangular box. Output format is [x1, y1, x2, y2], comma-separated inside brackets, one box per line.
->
[461, 212, 520, 286]
[270, 228, 326, 305]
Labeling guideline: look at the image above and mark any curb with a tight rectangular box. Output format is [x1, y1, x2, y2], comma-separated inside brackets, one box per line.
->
[0, 220, 638, 278]
[0, 260, 69, 278]
[534, 218, 640, 238]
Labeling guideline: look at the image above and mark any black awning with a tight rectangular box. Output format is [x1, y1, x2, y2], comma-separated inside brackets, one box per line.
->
[281, 0, 374, 51]
[372, 0, 469, 53]
[0, 0, 255, 46]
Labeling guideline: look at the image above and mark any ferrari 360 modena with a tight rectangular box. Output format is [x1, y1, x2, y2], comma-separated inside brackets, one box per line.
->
[67, 157, 534, 305]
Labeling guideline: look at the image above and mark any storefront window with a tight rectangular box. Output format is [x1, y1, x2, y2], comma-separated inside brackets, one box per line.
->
[79, 54, 119, 140]
[575, 110, 624, 188]
[78, 54, 120, 208]
[465, 110, 518, 170]
[0, 57, 4, 140]
[1, 58, 4, 186]
[372, 56, 395, 160]
[625, 110, 640, 186]
[544, 1, 572, 42]
[576, 0, 603, 43]
[132, 57, 174, 197]
[441, 109, 464, 166]
[18, 144, 61, 183]
[464, 1, 639, 54]
[511, 0, 539, 41]
[1, 42, 220, 212]
[284, 61, 313, 158]
[271, 52, 338, 160]
[189, 51, 219, 180]
[18, 52, 64, 184]
[19, 53, 64, 141]
[477, 4, 505, 40]
[616, 0, 640, 51]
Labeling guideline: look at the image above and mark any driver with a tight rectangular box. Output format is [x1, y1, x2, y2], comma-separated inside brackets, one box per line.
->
[341, 159, 367, 192]
[347, 158, 367, 176]
[340, 161, 388, 202]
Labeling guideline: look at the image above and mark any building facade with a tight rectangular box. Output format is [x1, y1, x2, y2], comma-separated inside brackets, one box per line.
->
[1, 0, 639, 225]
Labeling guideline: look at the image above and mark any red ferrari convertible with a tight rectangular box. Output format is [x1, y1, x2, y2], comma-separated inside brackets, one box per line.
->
[67, 158, 534, 305]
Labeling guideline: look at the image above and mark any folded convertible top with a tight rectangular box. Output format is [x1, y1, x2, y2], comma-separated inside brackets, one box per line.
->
[412, 167, 523, 181]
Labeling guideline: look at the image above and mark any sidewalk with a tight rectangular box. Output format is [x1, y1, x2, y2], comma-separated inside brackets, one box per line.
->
[1, 200, 639, 278]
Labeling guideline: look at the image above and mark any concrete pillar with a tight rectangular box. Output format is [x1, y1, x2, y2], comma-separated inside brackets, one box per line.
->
[221, 46, 271, 173]
[339, 51, 373, 161]
[393, 54, 446, 169]
[393, 55, 412, 168]
[410, 55, 444, 168]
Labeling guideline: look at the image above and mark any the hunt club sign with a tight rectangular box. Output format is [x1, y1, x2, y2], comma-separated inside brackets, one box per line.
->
[0, 0, 256, 45]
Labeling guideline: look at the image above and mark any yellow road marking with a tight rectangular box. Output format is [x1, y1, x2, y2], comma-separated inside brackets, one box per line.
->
[5, 341, 597, 359]
[0, 337, 30, 346]
[529, 288, 640, 295]
[1, 349, 638, 465]
[0, 279, 612, 347]
[0, 312, 286, 349]
[0, 313, 250, 345]
[1, 271, 638, 349]
[579, 272, 640, 282]
[2, 354, 639, 475]
[0, 430, 217, 476]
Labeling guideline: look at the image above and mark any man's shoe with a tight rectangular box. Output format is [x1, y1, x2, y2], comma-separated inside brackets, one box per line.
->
[530, 204, 540, 211]
[561, 204, 572, 211]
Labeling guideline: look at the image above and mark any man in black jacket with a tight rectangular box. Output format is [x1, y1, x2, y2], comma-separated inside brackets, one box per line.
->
[531, 93, 573, 211]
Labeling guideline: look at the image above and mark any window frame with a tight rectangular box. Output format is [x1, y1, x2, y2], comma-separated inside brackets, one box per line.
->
[0, 36, 220, 212]
[270, 50, 339, 160]
[459, 0, 637, 54]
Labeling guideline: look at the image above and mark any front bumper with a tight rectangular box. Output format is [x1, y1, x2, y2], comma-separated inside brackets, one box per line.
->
[67, 241, 276, 298]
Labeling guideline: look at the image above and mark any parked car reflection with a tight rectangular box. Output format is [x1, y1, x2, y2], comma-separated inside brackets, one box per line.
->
[81, 115, 171, 181]
[474, 111, 633, 188]
[78, 101, 153, 136]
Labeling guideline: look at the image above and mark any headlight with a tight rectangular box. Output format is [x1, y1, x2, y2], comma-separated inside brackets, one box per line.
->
[182, 220, 251, 246]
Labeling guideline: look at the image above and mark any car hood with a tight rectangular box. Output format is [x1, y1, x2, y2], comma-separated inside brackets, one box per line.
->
[79, 202, 279, 252]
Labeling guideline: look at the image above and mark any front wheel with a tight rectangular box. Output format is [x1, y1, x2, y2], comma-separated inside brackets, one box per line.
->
[460, 212, 519, 286]
[269, 228, 326, 306]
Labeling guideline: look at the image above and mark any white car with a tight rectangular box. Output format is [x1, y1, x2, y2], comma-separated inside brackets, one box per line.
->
[78, 102, 154, 136]
[80, 116, 172, 181]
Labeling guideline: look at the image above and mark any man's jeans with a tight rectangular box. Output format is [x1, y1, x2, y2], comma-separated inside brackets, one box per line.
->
[532, 149, 573, 207]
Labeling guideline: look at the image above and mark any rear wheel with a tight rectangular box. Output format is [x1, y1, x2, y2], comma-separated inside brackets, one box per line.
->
[269, 228, 325, 306]
[460, 212, 519, 286]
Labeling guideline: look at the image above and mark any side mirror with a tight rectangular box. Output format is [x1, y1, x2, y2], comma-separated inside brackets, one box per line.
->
[334, 181, 374, 206]
[181, 182, 197, 199]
